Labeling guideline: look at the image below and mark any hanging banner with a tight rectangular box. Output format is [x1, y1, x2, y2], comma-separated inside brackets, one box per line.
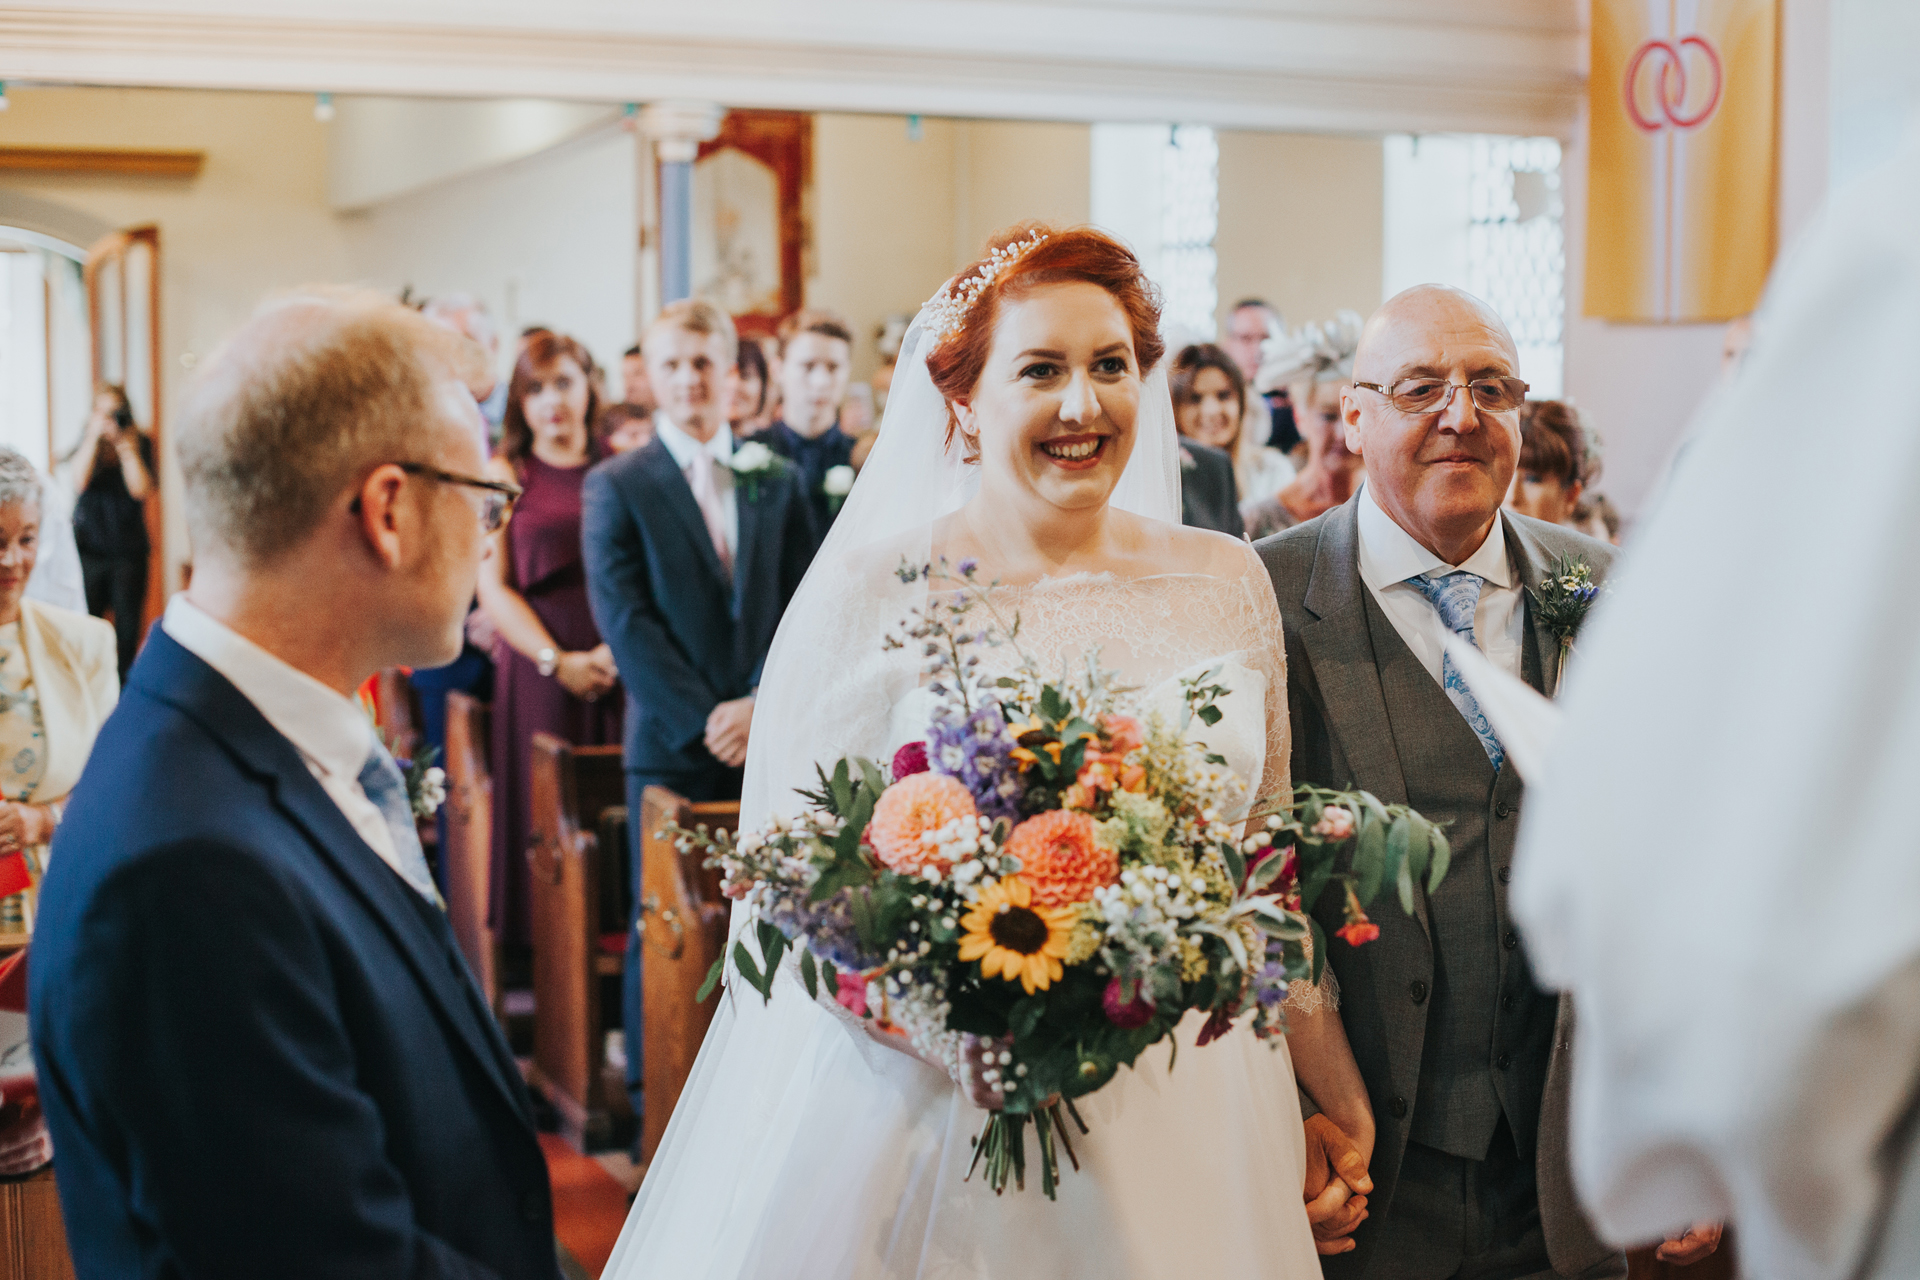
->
[1586, 0, 1777, 322]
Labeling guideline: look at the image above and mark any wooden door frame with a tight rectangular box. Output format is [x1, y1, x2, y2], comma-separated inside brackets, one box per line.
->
[83, 224, 165, 638]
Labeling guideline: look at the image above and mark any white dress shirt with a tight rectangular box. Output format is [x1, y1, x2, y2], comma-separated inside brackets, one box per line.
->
[162, 595, 427, 898]
[1355, 482, 1523, 684]
[654, 414, 738, 561]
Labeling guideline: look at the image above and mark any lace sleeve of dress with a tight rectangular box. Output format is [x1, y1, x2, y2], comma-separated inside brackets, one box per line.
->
[1227, 544, 1336, 1016]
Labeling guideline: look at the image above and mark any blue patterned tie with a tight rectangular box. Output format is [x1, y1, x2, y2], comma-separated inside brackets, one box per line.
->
[1411, 571, 1506, 770]
[358, 741, 445, 908]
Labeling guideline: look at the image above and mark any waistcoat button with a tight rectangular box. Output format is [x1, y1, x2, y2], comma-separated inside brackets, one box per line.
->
[1409, 980, 1428, 1005]
[1497, 866, 1512, 885]
[1496, 1053, 1512, 1070]
[1389, 1096, 1408, 1119]
[1503, 931, 1519, 951]
[1495, 801, 1514, 819]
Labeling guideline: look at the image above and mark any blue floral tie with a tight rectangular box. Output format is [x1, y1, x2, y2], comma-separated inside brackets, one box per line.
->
[358, 741, 445, 908]
[1411, 571, 1506, 770]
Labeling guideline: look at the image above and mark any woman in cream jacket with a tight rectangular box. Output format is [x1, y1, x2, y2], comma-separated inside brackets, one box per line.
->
[0, 448, 117, 937]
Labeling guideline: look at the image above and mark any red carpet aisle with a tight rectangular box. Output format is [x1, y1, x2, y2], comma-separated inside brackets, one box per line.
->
[541, 1134, 638, 1278]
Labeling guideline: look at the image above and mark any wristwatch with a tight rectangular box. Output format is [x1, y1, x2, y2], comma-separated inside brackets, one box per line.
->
[536, 647, 559, 678]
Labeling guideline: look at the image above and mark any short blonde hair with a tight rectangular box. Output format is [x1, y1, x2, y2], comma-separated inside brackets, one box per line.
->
[176, 288, 483, 567]
[645, 298, 738, 365]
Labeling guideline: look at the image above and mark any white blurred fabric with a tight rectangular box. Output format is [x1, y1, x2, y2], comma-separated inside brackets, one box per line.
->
[603, 303, 1323, 1278]
[1510, 121, 1920, 1280]
[24, 470, 85, 615]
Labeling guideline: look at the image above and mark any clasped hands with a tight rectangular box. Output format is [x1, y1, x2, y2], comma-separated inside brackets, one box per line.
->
[704, 695, 755, 768]
[1303, 1112, 1373, 1255]
[1301, 1111, 1724, 1264]
[552, 643, 619, 703]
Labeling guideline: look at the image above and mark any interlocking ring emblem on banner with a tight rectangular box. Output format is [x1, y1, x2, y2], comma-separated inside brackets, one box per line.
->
[1624, 35, 1724, 132]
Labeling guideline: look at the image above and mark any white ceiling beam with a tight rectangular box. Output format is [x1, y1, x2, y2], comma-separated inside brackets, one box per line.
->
[0, 2, 1584, 137]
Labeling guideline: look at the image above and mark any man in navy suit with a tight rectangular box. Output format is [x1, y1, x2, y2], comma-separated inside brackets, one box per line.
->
[582, 298, 813, 1130]
[32, 291, 561, 1279]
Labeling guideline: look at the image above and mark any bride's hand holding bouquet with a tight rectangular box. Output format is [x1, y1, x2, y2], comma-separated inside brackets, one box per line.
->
[672, 560, 1448, 1198]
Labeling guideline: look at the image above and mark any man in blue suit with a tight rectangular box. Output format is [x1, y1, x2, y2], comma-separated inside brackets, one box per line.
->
[32, 291, 561, 1279]
[583, 298, 813, 1129]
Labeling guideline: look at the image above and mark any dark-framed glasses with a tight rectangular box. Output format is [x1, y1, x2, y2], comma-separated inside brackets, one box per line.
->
[1353, 376, 1529, 416]
[394, 462, 523, 532]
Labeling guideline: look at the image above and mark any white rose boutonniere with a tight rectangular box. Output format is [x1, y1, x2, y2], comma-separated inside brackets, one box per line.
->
[822, 464, 855, 514]
[729, 441, 786, 502]
[400, 747, 447, 820]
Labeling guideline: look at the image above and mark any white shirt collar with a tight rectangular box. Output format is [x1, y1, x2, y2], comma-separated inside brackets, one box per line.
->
[654, 414, 732, 470]
[1357, 482, 1513, 591]
[162, 594, 377, 785]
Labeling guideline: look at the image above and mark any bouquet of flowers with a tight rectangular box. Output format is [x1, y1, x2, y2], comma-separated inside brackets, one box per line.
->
[674, 561, 1446, 1197]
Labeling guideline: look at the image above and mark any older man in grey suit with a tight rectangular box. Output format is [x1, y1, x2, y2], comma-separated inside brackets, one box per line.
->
[1258, 286, 1702, 1278]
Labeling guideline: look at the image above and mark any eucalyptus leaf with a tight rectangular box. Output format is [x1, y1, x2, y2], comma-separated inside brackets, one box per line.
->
[800, 949, 819, 1000]
[1427, 828, 1452, 893]
[1353, 817, 1387, 903]
[1196, 704, 1223, 727]
[857, 756, 888, 801]
[1221, 839, 1247, 890]
[695, 954, 725, 1003]
[733, 940, 767, 1002]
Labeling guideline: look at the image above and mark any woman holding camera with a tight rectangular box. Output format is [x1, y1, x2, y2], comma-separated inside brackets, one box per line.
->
[69, 386, 154, 681]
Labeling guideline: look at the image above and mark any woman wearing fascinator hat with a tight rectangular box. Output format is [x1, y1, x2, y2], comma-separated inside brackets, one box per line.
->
[1244, 313, 1368, 541]
[602, 225, 1375, 1277]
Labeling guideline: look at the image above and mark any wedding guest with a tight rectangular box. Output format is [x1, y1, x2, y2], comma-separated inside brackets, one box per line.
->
[1178, 438, 1245, 537]
[1259, 284, 1670, 1277]
[1171, 343, 1295, 509]
[517, 324, 553, 358]
[620, 344, 656, 413]
[67, 386, 153, 681]
[1243, 371, 1365, 540]
[582, 298, 813, 1135]
[873, 312, 911, 414]
[747, 308, 857, 546]
[728, 336, 770, 440]
[598, 402, 656, 455]
[422, 293, 507, 430]
[478, 331, 622, 948]
[1226, 298, 1297, 453]
[0, 448, 117, 937]
[34, 289, 560, 1278]
[1505, 400, 1587, 527]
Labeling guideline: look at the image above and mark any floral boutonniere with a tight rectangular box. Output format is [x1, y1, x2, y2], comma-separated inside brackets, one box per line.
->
[728, 441, 787, 502]
[1528, 556, 1603, 697]
[822, 464, 855, 514]
[400, 746, 448, 820]
[1179, 445, 1197, 473]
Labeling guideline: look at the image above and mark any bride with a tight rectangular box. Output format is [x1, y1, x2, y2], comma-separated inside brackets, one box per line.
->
[606, 225, 1376, 1277]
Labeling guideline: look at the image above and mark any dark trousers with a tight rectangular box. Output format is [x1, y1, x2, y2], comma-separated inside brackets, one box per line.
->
[80, 553, 147, 680]
[622, 765, 742, 1132]
[1368, 1117, 1557, 1280]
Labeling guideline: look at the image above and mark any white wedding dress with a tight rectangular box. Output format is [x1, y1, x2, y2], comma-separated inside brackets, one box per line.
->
[603, 550, 1323, 1279]
[603, 297, 1325, 1279]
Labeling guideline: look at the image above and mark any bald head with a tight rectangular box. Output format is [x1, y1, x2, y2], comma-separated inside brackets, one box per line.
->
[1341, 284, 1525, 564]
[178, 288, 485, 568]
[1354, 285, 1518, 384]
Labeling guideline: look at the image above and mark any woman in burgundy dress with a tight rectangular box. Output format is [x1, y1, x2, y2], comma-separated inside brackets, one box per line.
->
[478, 332, 623, 946]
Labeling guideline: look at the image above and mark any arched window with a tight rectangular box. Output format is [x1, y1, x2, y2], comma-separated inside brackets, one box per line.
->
[0, 228, 90, 476]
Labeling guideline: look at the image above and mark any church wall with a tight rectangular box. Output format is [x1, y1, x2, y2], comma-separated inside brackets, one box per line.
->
[810, 114, 1092, 382]
[0, 84, 354, 593]
[1215, 130, 1386, 335]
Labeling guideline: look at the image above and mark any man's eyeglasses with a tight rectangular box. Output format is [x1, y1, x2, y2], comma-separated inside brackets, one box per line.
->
[351, 462, 523, 532]
[1353, 376, 1529, 417]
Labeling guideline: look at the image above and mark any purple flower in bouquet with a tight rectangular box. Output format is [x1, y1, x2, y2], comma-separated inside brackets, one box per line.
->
[928, 703, 1023, 821]
[1252, 936, 1293, 1008]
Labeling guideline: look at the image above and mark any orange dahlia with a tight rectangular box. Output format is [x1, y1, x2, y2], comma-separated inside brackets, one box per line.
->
[1003, 809, 1119, 907]
[866, 772, 978, 875]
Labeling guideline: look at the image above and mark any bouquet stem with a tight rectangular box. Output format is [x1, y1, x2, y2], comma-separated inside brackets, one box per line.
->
[967, 1102, 1087, 1200]
[1551, 638, 1573, 698]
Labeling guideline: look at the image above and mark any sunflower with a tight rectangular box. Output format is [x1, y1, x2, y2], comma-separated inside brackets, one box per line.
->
[956, 876, 1078, 994]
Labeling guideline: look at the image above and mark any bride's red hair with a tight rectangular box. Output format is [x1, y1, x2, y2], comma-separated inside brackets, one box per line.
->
[926, 224, 1164, 457]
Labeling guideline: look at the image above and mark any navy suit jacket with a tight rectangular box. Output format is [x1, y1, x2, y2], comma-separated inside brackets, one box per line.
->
[582, 436, 813, 775]
[1179, 438, 1246, 538]
[31, 631, 560, 1280]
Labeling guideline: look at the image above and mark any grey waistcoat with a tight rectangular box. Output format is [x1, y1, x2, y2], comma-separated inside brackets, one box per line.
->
[1363, 589, 1557, 1162]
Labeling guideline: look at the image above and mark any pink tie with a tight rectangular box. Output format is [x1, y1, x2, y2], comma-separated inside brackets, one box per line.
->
[687, 449, 733, 578]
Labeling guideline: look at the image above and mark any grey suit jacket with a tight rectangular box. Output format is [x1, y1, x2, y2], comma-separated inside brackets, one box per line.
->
[1259, 496, 1617, 1279]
